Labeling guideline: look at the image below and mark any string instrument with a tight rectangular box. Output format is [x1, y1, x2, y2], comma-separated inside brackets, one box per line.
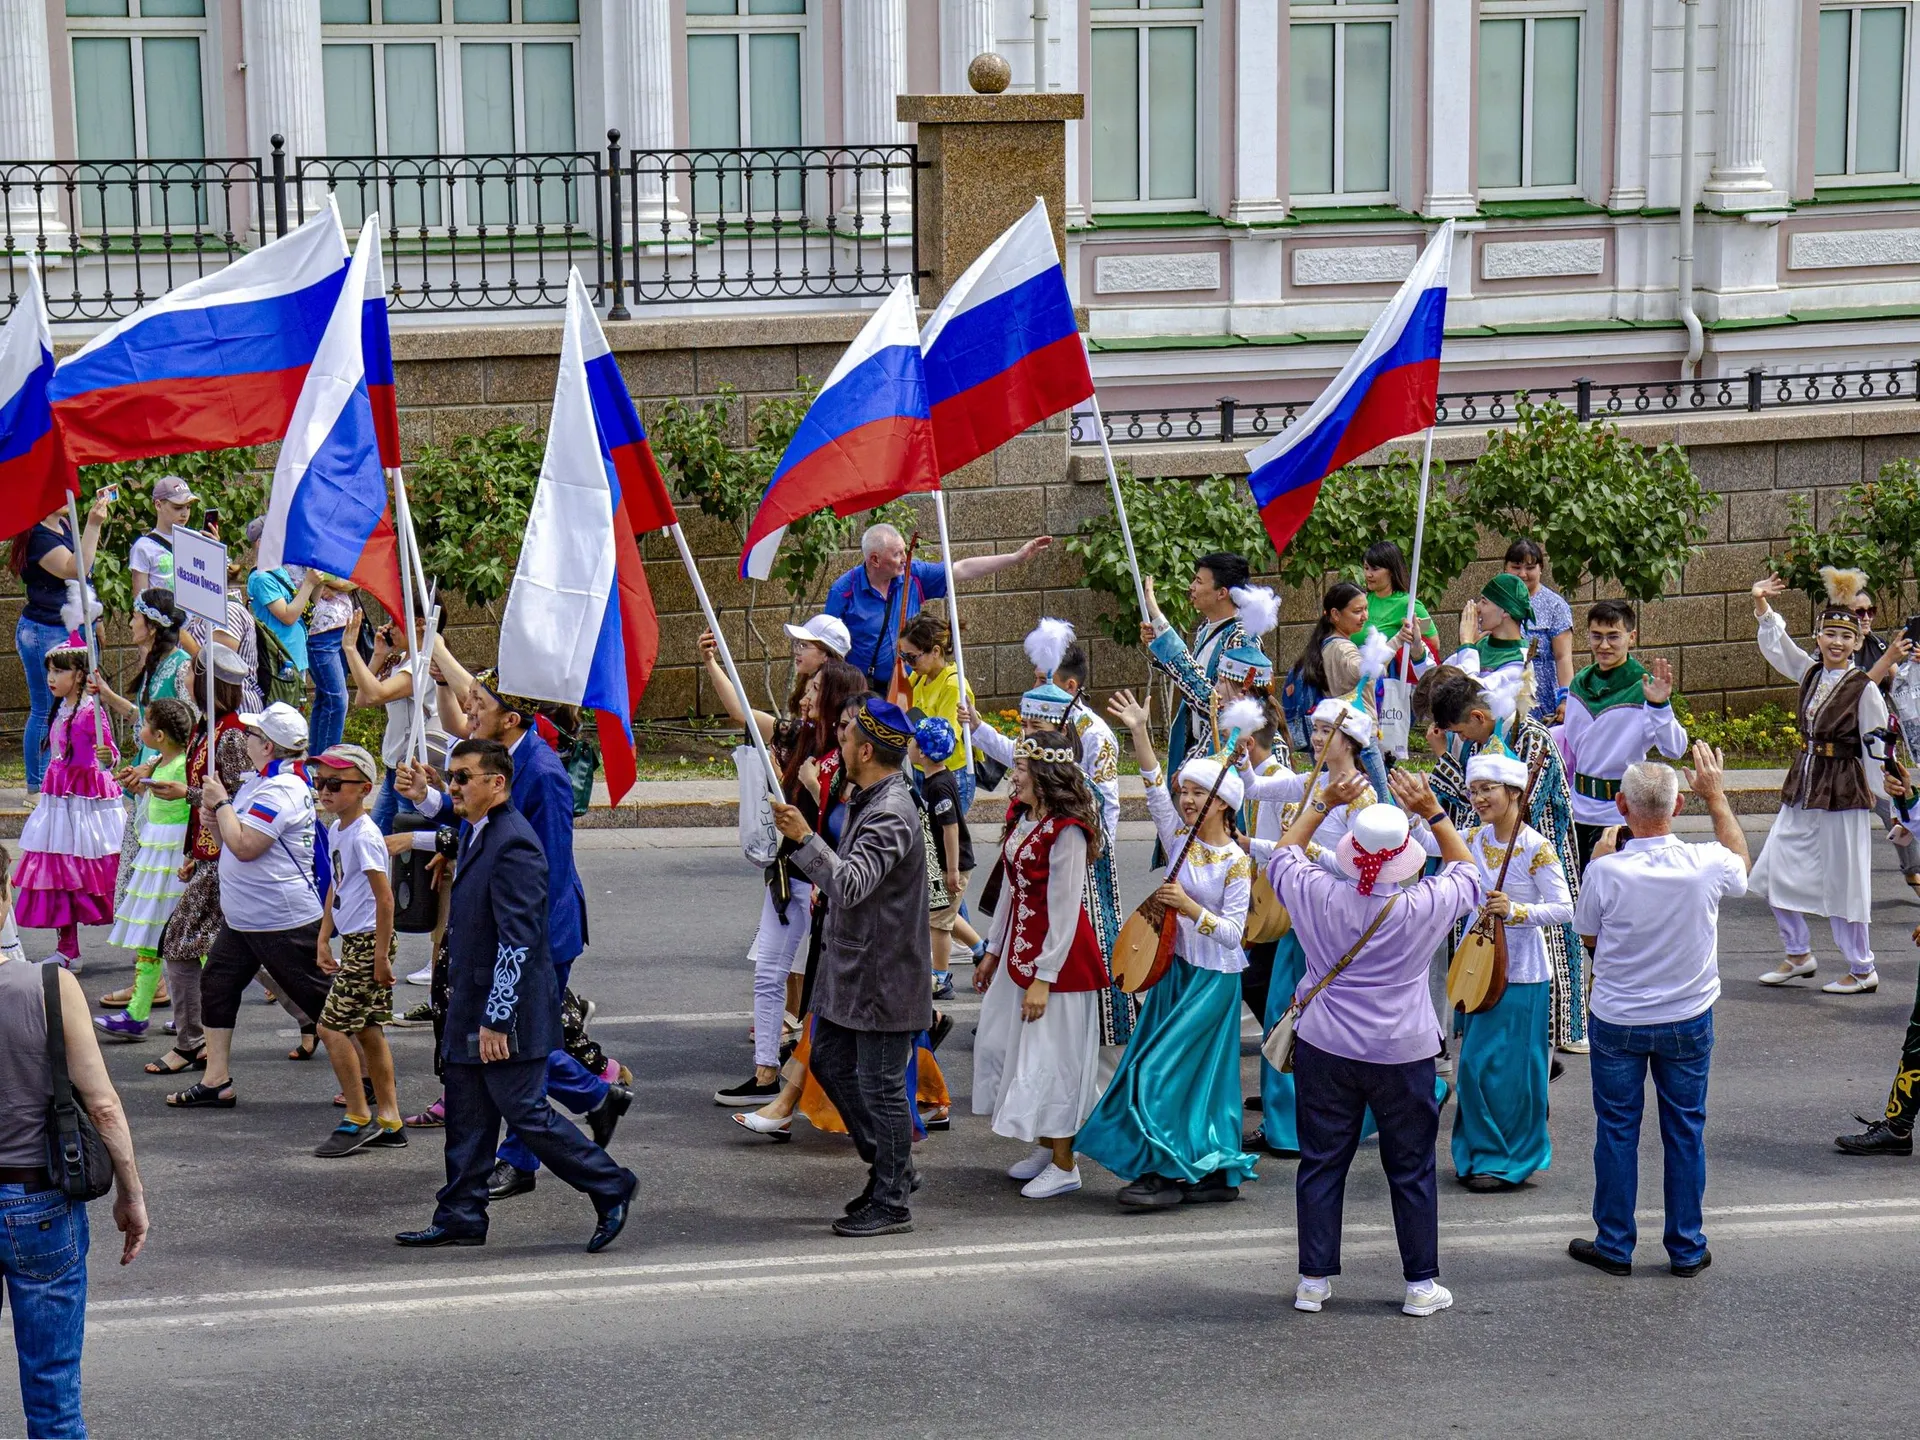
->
[1243, 747, 1326, 946]
[1446, 749, 1547, 1015]
[885, 531, 922, 709]
[1111, 758, 1236, 994]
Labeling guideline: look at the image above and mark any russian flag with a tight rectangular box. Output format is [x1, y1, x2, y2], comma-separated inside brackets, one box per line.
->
[920, 197, 1092, 474]
[1244, 221, 1455, 557]
[362, 225, 401, 470]
[496, 268, 674, 807]
[49, 208, 350, 467]
[255, 215, 406, 624]
[739, 279, 940, 580]
[0, 262, 73, 539]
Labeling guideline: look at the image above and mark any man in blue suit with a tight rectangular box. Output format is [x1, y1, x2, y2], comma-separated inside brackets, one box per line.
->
[396, 739, 636, 1251]
[398, 672, 628, 1197]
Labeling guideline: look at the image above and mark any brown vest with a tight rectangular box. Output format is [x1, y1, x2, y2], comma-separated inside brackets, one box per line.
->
[1782, 665, 1871, 812]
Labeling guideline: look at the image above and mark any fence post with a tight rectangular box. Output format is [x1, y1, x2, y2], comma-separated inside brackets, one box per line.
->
[1574, 376, 1592, 422]
[1747, 366, 1764, 412]
[270, 135, 288, 239]
[1218, 396, 1237, 443]
[605, 130, 629, 321]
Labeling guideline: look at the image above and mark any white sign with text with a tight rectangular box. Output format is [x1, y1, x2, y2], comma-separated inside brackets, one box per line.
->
[172, 526, 228, 624]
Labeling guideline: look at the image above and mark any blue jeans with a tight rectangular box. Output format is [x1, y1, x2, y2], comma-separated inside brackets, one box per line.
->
[0, 1184, 90, 1438]
[1588, 1008, 1714, 1268]
[15, 615, 68, 793]
[371, 767, 418, 835]
[306, 627, 347, 758]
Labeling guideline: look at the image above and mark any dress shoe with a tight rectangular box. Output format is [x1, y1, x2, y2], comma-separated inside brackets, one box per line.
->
[1758, 956, 1816, 985]
[1116, 1173, 1186, 1209]
[587, 1084, 632, 1148]
[1836, 1116, 1915, 1156]
[487, 1161, 537, 1200]
[1568, 1238, 1631, 1276]
[1458, 1173, 1514, 1193]
[1670, 1250, 1712, 1278]
[587, 1174, 639, 1254]
[832, 1206, 913, 1238]
[1180, 1170, 1240, 1204]
[395, 1225, 485, 1248]
[1821, 969, 1878, 994]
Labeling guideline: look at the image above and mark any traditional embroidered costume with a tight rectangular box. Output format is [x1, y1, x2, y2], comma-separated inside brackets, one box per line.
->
[1147, 610, 1246, 781]
[1557, 656, 1689, 857]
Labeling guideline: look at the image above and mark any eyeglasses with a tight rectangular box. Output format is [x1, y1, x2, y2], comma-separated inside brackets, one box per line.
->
[313, 777, 366, 793]
[1853, 605, 1877, 617]
[448, 767, 501, 787]
[897, 649, 923, 665]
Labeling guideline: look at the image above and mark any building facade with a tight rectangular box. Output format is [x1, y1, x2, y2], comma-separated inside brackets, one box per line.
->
[2, 1, 1917, 405]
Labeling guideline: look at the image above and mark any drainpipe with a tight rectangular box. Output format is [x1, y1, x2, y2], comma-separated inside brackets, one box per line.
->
[1033, 1, 1049, 93]
[1677, 0, 1704, 379]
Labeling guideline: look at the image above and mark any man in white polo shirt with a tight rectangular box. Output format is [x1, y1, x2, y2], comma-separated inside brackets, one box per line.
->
[1569, 744, 1752, 1279]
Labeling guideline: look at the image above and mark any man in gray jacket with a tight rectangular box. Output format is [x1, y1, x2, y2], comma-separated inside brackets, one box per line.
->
[773, 695, 933, 1237]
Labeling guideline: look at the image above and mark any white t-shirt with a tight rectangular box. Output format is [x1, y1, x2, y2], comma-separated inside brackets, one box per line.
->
[326, 812, 388, 936]
[219, 767, 323, 932]
[129, 532, 174, 589]
[1574, 834, 1749, 1027]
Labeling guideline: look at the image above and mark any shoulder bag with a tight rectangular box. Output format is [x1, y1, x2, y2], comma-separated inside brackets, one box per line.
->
[41, 964, 115, 1202]
[1262, 893, 1400, 1075]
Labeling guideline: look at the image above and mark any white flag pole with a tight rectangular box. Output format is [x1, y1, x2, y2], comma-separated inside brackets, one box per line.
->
[1084, 389, 1151, 629]
[1404, 425, 1436, 660]
[388, 466, 430, 763]
[668, 523, 783, 799]
[63, 494, 100, 678]
[929, 488, 975, 774]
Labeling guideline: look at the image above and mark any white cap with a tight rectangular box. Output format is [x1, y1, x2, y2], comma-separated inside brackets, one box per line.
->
[237, 701, 308, 750]
[784, 614, 851, 658]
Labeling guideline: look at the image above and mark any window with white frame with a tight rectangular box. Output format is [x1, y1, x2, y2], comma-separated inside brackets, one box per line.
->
[684, 0, 808, 215]
[65, 1, 210, 227]
[1089, 0, 1202, 210]
[1288, 1, 1394, 203]
[1815, 4, 1911, 179]
[1477, 6, 1582, 195]
[319, 0, 581, 225]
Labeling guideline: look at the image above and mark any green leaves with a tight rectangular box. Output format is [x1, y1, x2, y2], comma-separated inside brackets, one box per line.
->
[1766, 494, 1877, 608]
[408, 425, 548, 612]
[1278, 451, 1478, 599]
[75, 450, 265, 618]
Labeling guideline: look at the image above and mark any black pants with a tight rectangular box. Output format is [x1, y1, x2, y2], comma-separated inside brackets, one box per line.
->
[1241, 939, 1279, 1028]
[1574, 822, 1617, 877]
[200, 921, 331, 1031]
[433, 1058, 633, 1235]
[809, 1018, 916, 1216]
[1885, 964, 1920, 1133]
[1294, 1038, 1439, 1283]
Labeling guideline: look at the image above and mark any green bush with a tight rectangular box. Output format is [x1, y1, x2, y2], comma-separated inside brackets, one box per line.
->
[71, 449, 265, 617]
[1671, 694, 1802, 765]
[1276, 450, 1479, 601]
[407, 425, 547, 611]
[1766, 494, 1878, 609]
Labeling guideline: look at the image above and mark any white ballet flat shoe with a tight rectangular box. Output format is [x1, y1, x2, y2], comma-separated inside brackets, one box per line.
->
[1822, 970, 1879, 994]
[1007, 1146, 1053, 1181]
[1758, 957, 1816, 985]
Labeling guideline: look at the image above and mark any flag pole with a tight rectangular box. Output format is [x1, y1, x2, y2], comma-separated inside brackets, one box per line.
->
[668, 523, 783, 799]
[63, 494, 99, 677]
[1086, 390, 1151, 628]
[388, 466, 430, 763]
[1404, 425, 1436, 655]
[929, 488, 975, 774]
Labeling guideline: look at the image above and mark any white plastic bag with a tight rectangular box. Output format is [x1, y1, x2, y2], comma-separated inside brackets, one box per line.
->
[1378, 672, 1414, 759]
[735, 745, 780, 866]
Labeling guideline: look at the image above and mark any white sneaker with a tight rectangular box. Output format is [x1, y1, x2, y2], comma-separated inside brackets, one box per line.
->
[1020, 1163, 1082, 1199]
[1007, 1146, 1053, 1181]
[1758, 956, 1816, 985]
[1403, 1281, 1454, 1317]
[1822, 969, 1879, 994]
[1294, 1276, 1331, 1313]
[406, 963, 434, 986]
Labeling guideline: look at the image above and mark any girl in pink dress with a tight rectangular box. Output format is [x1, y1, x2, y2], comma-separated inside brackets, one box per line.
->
[13, 632, 126, 967]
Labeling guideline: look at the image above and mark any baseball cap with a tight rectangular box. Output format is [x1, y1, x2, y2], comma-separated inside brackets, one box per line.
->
[237, 701, 308, 750]
[152, 474, 196, 506]
[315, 743, 380, 783]
[783, 614, 851, 658]
[244, 516, 267, 545]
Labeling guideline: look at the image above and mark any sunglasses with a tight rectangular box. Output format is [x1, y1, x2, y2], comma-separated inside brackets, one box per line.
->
[313, 776, 367, 793]
[1853, 605, 1876, 617]
[448, 768, 499, 787]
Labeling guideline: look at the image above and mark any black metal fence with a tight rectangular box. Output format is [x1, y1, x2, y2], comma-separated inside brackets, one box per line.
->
[1070, 364, 1920, 448]
[1, 130, 920, 323]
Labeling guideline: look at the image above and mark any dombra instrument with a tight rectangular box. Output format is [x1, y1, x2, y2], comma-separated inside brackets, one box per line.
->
[1110, 758, 1238, 994]
[1445, 749, 1546, 1015]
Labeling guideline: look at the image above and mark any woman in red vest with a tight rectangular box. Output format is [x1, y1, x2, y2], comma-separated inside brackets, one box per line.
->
[972, 730, 1111, 1199]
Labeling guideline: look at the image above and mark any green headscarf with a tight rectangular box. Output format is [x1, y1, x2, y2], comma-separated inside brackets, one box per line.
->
[1480, 572, 1535, 624]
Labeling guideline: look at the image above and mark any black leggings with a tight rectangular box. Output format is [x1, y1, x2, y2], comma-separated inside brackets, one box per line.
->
[200, 921, 331, 1031]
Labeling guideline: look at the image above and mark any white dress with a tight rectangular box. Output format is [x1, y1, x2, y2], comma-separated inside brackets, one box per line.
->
[1748, 612, 1886, 924]
[1142, 772, 1251, 972]
[1461, 823, 1575, 983]
[973, 817, 1104, 1143]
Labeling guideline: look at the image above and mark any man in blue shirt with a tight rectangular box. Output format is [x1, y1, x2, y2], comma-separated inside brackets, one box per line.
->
[823, 522, 1053, 688]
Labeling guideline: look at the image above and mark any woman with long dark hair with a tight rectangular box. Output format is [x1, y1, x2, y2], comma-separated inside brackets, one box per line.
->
[8, 493, 110, 796]
[1361, 540, 1439, 668]
[1287, 582, 1391, 799]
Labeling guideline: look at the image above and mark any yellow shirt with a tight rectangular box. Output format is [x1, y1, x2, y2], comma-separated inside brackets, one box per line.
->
[908, 665, 975, 771]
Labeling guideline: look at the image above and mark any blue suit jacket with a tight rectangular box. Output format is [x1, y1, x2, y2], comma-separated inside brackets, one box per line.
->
[509, 731, 587, 966]
[441, 803, 563, 1066]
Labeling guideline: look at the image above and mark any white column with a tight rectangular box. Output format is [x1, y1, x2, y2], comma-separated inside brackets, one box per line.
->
[244, 0, 326, 159]
[1229, 0, 1285, 223]
[1424, 0, 1477, 217]
[0, 0, 61, 240]
[842, 0, 912, 216]
[940, 0, 997, 94]
[1610, 0, 1652, 209]
[606, 0, 684, 230]
[1703, 0, 1787, 209]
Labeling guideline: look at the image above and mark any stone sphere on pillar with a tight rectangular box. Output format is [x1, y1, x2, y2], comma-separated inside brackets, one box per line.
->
[967, 53, 1012, 95]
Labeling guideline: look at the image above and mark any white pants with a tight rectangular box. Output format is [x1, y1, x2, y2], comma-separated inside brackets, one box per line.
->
[1773, 908, 1874, 975]
[750, 880, 812, 1068]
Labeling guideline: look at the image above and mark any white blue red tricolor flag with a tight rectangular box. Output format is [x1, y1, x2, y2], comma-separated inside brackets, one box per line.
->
[919, 196, 1092, 474]
[254, 214, 406, 623]
[0, 262, 72, 538]
[48, 208, 350, 466]
[361, 225, 401, 469]
[739, 278, 939, 580]
[1243, 220, 1454, 557]
[497, 269, 674, 806]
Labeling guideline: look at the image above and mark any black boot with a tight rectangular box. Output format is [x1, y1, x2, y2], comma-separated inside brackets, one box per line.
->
[1836, 1116, 1914, 1156]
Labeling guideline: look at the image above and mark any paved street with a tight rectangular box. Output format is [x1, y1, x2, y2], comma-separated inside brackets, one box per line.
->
[29, 822, 1920, 1439]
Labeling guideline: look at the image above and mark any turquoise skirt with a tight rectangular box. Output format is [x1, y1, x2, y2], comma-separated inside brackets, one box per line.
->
[1077, 957, 1258, 1187]
[1450, 980, 1552, 1185]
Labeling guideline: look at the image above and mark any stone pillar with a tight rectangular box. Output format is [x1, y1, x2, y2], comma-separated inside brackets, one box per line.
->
[1703, 0, 1788, 210]
[1229, 0, 1286, 224]
[1609, 0, 1651, 209]
[939, 0, 997, 95]
[244, 0, 326, 158]
[843, 0, 913, 220]
[0, 0, 61, 241]
[607, 0, 685, 229]
[1424, 0, 1477, 217]
[896, 91, 1084, 306]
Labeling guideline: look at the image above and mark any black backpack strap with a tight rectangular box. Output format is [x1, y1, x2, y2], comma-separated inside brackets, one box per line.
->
[41, 963, 78, 1123]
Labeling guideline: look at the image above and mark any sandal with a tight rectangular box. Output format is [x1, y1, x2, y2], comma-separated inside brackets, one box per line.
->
[144, 1046, 207, 1075]
[404, 1099, 446, 1129]
[288, 1026, 317, 1061]
[166, 1081, 236, 1109]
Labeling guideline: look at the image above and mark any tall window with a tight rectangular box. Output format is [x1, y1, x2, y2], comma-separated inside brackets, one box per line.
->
[1090, 0, 1202, 210]
[65, 1, 209, 226]
[1816, 4, 1910, 179]
[1289, 2, 1394, 202]
[1478, 7, 1582, 194]
[685, 1, 807, 214]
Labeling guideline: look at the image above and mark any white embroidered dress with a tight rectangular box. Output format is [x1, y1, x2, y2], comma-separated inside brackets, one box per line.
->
[1460, 823, 1575, 983]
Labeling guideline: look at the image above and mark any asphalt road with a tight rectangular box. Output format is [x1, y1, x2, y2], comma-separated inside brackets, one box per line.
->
[21, 821, 1920, 1440]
